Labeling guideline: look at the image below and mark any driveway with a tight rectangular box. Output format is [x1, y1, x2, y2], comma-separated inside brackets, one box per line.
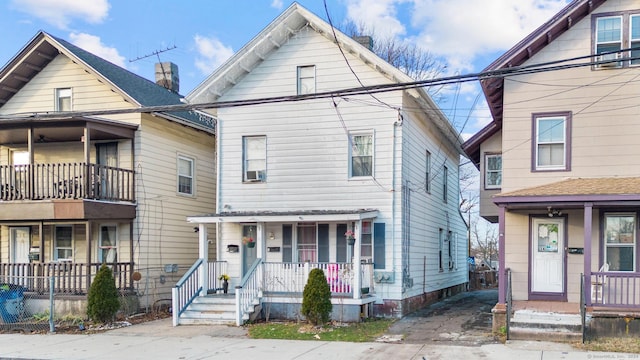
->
[382, 288, 498, 346]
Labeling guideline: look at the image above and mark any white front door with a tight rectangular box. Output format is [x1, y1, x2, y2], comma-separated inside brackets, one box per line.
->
[10, 227, 30, 287]
[531, 218, 565, 294]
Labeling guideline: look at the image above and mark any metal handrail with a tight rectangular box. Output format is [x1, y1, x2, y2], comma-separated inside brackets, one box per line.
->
[172, 258, 204, 326]
[506, 268, 512, 340]
[580, 273, 586, 343]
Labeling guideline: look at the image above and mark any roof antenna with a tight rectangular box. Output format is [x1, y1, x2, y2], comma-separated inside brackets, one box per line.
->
[129, 45, 179, 93]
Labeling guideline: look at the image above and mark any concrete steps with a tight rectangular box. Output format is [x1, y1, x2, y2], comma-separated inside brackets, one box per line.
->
[177, 295, 237, 326]
[509, 310, 582, 342]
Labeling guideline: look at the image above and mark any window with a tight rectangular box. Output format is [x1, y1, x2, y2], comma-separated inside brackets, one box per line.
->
[443, 166, 448, 203]
[177, 155, 194, 195]
[485, 153, 502, 189]
[243, 136, 266, 182]
[55, 88, 72, 111]
[55, 226, 73, 261]
[99, 225, 117, 263]
[361, 221, 372, 262]
[297, 65, 316, 94]
[604, 213, 636, 272]
[533, 112, 571, 171]
[439, 228, 444, 272]
[297, 223, 316, 262]
[350, 133, 373, 177]
[593, 13, 640, 68]
[448, 231, 454, 270]
[425, 151, 431, 193]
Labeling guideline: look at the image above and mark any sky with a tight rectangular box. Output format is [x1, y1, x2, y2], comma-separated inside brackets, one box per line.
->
[0, 0, 573, 140]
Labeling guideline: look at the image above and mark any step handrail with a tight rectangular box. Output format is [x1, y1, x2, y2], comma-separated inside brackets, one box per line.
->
[172, 258, 204, 326]
[235, 258, 263, 326]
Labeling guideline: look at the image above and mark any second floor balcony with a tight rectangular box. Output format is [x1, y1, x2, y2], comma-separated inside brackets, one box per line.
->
[0, 162, 134, 202]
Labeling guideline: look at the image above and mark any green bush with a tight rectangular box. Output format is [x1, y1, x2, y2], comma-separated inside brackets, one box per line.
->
[87, 264, 120, 323]
[301, 268, 332, 325]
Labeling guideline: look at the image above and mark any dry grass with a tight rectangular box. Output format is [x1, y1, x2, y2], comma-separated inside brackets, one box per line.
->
[574, 337, 640, 353]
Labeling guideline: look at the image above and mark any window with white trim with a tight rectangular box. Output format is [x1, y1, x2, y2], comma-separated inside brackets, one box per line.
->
[243, 136, 266, 182]
[297, 223, 316, 262]
[533, 113, 570, 171]
[350, 133, 373, 177]
[485, 153, 502, 189]
[55, 226, 73, 261]
[177, 155, 194, 195]
[593, 13, 640, 68]
[438, 228, 444, 272]
[604, 213, 636, 272]
[361, 221, 372, 262]
[55, 88, 72, 111]
[442, 165, 448, 203]
[425, 150, 431, 193]
[297, 65, 316, 94]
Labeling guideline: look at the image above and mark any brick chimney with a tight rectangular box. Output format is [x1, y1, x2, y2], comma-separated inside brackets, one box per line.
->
[352, 35, 373, 51]
[155, 62, 179, 93]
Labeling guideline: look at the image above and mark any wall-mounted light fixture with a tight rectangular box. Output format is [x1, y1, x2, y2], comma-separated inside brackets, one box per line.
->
[193, 227, 199, 232]
[269, 232, 275, 240]
[547, 206, 562, 218]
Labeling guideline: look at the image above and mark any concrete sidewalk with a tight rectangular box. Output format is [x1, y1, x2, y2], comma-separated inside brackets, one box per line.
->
[0, 318, 631, 360]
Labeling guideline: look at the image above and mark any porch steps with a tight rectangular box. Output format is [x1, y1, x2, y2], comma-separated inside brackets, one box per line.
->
[178, 295, 237, 325]
[509, 310, 582, 342]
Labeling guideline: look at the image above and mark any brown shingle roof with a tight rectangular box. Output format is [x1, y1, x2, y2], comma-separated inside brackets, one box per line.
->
[496, 177, 640, 198]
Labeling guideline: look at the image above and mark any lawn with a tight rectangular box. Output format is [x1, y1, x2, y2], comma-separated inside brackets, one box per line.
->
[248, 319, 395, 342]
[575, 338, 640, 353]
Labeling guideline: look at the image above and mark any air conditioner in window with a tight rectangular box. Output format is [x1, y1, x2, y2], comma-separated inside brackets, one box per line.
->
[245, 170, 265, 181]
[597, 53, 622, 68]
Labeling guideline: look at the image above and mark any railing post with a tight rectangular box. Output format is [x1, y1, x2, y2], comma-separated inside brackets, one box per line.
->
[172, 286, 179, 326]
[235, 286, 242, 326]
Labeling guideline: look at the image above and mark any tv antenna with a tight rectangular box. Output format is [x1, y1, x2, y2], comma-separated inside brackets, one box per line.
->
[129, 45, 177, 63]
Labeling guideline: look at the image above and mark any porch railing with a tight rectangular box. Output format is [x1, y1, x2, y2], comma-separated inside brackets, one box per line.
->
[0, 262, 133, 294]
[207, 261, 228, 292]
[236, 258, 263, 326]
[172, 259, 203, 327]
[590, 271, 640, 308]
[0, 162, 134, 202]
[262, 262, 374, 296]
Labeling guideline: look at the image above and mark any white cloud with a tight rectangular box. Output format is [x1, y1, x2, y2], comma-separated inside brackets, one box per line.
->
[194, 35, 234, 75]
[11, 0, 109, 29]
[69, 32, 126, 68]
[344, 0, 407, 39]
[270, 0, 283, 9]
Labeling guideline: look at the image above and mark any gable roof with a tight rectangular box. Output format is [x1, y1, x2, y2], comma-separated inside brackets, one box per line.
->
[186, 2, 462, 153]
[0, 31, 214, 131]
[462, 0, 606, 167]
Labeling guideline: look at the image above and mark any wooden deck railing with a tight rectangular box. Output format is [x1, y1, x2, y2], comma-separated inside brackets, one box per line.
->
[0, 162, 134, 202]
[590, 271, 640, 308]
[0, 262, 133, 295]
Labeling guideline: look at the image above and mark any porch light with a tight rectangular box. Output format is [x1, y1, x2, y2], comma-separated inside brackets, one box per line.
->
[547, 206, 562, 218]
[269, 232, 275, 240]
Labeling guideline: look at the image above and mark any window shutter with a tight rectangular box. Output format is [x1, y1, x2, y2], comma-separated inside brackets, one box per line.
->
[282, 224, 292, 263]
[318, 224, 329, 262]
[374, 223, 385, 269]
[336, 224, 347, 262]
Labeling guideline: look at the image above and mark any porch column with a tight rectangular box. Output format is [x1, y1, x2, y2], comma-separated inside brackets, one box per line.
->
[86, 222, 92, 292]
[198, 223, 208, 296]
[83, 127, 91, 195]
[584, 203, 593, 306]
[257, 222, 265, 260]
[353, 220, 362, 299]
[498, 205, 506, 304]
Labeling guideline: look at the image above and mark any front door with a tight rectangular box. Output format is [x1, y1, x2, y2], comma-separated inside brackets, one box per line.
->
[242, 225, 257, 275]
[531, 217, 565, 298]
[10, 227, 30, 287]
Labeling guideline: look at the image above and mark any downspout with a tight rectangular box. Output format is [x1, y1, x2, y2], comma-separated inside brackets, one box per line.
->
[391, 113, 403, 278]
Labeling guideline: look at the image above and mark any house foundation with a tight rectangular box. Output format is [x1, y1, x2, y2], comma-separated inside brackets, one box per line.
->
[374, 283, 468, 318]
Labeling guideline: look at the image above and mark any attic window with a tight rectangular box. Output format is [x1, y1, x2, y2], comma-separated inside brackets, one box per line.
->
[55, 88, 72, 111]
[297, 65, 315, 95]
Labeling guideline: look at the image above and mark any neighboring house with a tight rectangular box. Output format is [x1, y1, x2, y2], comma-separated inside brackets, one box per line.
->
[175, 3, 467, 325]
[463, 0, 640, 339]
[0, 31, 216, 314]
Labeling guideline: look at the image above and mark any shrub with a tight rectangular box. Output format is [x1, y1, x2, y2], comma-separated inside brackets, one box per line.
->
[301, 268, 332, 325]
[87, 264, 120, 323]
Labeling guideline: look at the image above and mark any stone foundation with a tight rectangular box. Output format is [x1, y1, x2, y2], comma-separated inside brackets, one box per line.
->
[491, 303, 507, 334]
[586, 311, 640, 340]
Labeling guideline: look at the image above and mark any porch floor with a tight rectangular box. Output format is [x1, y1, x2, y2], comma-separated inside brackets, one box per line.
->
[512, 301, 580, 314]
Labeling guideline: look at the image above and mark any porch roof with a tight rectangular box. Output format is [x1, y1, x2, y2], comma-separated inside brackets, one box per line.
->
[494, 177, 640, 207]
[187, 209, 379, 223]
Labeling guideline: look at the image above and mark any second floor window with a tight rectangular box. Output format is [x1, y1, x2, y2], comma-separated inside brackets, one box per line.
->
[55, 88, 72, 111]
[485, 154, 502, 189]
[533, 113, 571, 171]
[177, 155, 194, 195]
[443, 165, 448, 203]
[425, 150, 431, 193]
[297, 65, 315, 94]
[594, 13, 640, 67]
[243, 136, 266, 182]
[350, 133, 373, 177]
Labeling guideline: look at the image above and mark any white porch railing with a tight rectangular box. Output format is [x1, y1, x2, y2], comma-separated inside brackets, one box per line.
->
[236, 258, 263, 326]
[172, 260, 228, 326]
[262, 262, 374, 296]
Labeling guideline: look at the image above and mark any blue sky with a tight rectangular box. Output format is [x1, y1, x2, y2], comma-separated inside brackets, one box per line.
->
[0, 0, 572, 138]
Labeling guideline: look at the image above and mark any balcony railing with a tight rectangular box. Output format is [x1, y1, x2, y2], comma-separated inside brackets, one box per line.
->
[0, 262, 133, 295]
[0, 163, 134, 202]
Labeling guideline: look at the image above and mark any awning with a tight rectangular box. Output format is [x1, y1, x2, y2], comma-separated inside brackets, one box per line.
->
[187, 209, 379, 223]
